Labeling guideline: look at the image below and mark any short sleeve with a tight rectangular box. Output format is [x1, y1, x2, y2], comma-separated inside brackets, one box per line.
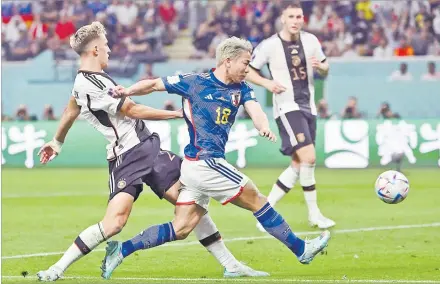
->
[313, 35, 327, 62]
[240, 82, 257, 105]
[250, 39, 270, 71]
[79, 86, 125, 116]
[161, 74, 191, 97]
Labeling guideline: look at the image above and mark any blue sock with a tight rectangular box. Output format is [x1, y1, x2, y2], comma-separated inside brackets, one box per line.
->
[121, 222, 176, 258]
[254, 202, 305, 257]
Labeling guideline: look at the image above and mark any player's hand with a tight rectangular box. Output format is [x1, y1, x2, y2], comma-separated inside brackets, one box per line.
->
[310, 56, 322, 70]
[175, 108, 183, 118]
[109, 85, 128, 98]
[259, 128, 277, 142]
[264, 80, 286, 95]
[38, 140, 62, 164]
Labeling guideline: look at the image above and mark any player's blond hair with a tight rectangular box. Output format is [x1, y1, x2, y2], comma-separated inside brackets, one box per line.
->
[70, 21, 107, 55]
[216, 37, 253, 66]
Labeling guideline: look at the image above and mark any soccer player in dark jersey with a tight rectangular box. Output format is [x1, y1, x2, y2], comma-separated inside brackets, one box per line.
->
[37, 22, 268, 281]
[246, 3, 335, 231]
[101, 36, 331, 279]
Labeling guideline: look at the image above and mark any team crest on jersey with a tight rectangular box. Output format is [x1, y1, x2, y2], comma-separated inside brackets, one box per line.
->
[296, 133, 305, 143]
[292, 55, 301, 67]
[117, 179, 126, 189]
[230, 90, 241, 107]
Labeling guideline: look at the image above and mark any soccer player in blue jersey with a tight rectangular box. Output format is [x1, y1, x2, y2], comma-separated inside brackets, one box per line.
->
[101, 37, 331, 279]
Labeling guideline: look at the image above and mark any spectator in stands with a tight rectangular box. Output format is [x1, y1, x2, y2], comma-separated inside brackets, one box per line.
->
[159, 0, 178, 44]
[87, 0, 107, 16]
[388, 62, 413, 81]
[127, 26, 151, 58]
[317, 99, 331, 119]
[352, 10, 369, 46]
[41, 0, 59, 24]
[394, 37, 414, 56]
[191, 20, 216, 59]
[208, 23, 228, 58]
[376, 102, 400, 119]
[412, 28, 431, 55]
[8, 30, 36, 61]
[28, 14, 48, 41]
[373, 38, 393, 58]
[421, 61, 440, 81]
[55, 11, 76, 45]
[163, 100, 176, 111]
[42, 105, 56, 121]
[262, 22, 273, 39]
[108, 0, 138, 34]
[307, 7, 327, 35]
[139, 63, 157, 80]
[3, 6, 26, 45]
[247, 26, 262, 48]
[66, 0, 90, 29]
[341, 97, 362, 119]
[15, 105, 30, 121]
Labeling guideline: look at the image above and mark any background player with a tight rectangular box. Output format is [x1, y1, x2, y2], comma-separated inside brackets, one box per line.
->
[101, 36, 330, 279]
[246, 3, 335, 230]
[36, 22, 268, 281]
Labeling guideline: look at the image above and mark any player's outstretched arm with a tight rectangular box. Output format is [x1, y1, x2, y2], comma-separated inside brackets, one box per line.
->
[246, 67, 286, 94]
[38, 96, 80, 164]
[244, 100, 276, 142]
[119, 98, 182, 120]
[111, 78, 166, 98]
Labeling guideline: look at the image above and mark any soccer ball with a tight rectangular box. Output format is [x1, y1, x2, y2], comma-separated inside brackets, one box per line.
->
[374, 170, 409, 204]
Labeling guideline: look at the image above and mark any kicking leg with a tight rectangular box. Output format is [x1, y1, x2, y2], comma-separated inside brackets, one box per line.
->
[257, 154, 299, 232]
[164, 182, 269, 277]
[37, 191, 135, 281]
[232, 180, 330, 265]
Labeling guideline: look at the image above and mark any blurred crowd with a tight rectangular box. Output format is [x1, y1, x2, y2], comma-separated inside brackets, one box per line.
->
[2, 0, 189, 62]
[2, 0, 440, 62]
[191, 0, 440, 59]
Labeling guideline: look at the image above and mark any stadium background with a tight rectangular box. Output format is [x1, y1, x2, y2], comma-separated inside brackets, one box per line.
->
[2, 0, 440, 283]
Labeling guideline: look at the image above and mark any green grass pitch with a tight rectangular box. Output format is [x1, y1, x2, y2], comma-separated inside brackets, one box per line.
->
[2, 168, 440, 284]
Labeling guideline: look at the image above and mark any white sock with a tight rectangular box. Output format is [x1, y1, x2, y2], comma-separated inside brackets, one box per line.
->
[193, 214, 238, 271]
[268, 166, 299, 206]
[299, 163, 320, 217]
[303, 190, 320, 218]
[55, 222, 107, 271]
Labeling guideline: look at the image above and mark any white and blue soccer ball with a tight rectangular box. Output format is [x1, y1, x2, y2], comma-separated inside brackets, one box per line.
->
[375, 170, 409, 204]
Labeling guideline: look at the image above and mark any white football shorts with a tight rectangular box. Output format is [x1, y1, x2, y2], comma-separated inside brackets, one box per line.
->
[177, 158, 249, 210]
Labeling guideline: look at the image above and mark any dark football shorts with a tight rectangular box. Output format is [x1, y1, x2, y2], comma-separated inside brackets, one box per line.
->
[108, 133, 182, 202]
[275, 110, 316, 156]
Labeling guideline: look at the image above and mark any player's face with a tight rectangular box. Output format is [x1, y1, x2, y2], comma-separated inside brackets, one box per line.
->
[96, 35, 111, 69]
[229, 51, 251, 83]
[282, 8, 304, 35]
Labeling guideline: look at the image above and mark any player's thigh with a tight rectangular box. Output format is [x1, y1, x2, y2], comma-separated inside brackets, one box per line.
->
[107, 135, 161, 202]
[163, 180, 182, 205]
[143, 149, 182, 199]
[231, 179, 267, 213]
[178, 158, 249, 208]
[277, 111, 313, 156]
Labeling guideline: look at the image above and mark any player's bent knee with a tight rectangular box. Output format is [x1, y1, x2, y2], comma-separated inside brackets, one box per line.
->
[232, 181, 267, 212]
[296, 145, 316, 164]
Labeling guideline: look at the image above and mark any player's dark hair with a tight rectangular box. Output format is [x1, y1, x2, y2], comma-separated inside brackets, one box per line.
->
[281, 1, 302, 11]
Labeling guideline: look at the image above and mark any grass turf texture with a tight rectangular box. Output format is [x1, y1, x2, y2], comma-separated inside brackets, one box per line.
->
[2, 168, 439, 283]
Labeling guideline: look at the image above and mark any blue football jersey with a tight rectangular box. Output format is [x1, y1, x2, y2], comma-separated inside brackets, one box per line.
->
[162, 71, 257, 160]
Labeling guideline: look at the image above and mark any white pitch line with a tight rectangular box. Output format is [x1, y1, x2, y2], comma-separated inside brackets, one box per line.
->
[2, 222, 440, 260]
[1, 275, 439, 283]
